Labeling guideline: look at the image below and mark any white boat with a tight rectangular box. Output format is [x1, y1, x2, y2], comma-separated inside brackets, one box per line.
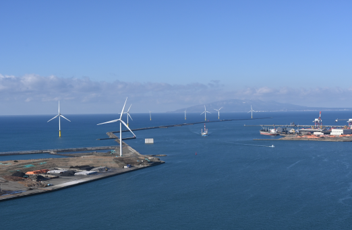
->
[201, 123, 208, 136]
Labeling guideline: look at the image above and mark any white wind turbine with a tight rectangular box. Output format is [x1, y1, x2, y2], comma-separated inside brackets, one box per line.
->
[47, 101, 71, 137]
[200, 105, 211, 121]
[97, 98, 136, 157]
[124, 104, 133, 126]
[248, 105, 256, 119]
[214, 107, 223, 120]
[184, 110, 187, 120]
[149, 111, 152, 121]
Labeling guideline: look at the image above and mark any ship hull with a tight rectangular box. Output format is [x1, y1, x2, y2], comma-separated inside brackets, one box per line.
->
[260, 131, 279, 136]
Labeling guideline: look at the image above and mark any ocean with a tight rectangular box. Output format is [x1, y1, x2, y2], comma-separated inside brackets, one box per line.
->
[1, 111, 352, 229]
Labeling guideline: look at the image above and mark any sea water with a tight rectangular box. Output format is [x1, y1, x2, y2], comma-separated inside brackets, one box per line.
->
[1, 111, 352, 229]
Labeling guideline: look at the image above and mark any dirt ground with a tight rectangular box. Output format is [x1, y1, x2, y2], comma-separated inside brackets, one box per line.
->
[0, 143, 164, 199]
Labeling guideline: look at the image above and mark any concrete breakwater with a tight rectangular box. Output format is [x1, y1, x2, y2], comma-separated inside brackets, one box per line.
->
[0, 146, 117, 156]
[104, 117, 271, 135]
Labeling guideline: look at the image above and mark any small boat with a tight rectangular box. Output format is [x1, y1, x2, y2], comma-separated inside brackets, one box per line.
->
[201, 123, 208, 136]
[260, 127, 279, 136]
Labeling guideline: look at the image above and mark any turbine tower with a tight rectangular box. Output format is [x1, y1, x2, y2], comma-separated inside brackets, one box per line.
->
[47, 101, 71, 137]
[124, 104, 133, 126]
[248, 105, 255, 119]
[200, 105, 211, 121]
[149, 111, 152, 121]
[214, 107, 223, 120]
[184, 110, 187, 120]
[97, 98, 136, 157]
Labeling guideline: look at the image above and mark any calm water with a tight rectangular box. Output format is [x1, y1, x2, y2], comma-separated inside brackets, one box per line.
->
[1, 111, 352, 229]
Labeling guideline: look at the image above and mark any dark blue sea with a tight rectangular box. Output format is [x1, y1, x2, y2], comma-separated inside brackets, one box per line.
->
[1, 111, 352, 229]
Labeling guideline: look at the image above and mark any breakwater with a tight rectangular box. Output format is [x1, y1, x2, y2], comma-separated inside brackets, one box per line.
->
[0, 146, 117, 156]
[104, 117, 271, 135]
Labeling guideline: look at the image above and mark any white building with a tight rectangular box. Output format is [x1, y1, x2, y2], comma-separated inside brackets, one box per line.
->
[330, 129, 352, 136]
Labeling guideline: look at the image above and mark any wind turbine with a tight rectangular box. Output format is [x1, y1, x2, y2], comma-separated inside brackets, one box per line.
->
[149, 111, 152, 121]
[124, 104, 133, 126]
[248, 105, 255, 119]
[47, 101, 71, 137]
[184, 110, 187, 120]
[200, 105, 211, 121]
[214, 107, 223, 120]
[97, 98, 136, 157]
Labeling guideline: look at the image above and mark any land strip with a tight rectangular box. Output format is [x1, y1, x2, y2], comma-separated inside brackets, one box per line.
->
[0, 134, 164, 202]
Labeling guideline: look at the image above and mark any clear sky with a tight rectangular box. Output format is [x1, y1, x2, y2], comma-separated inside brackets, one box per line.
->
[1, 0, 352, 114]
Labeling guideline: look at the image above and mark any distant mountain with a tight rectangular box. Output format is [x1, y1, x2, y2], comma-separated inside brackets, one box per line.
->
[169, 99, 352, 113]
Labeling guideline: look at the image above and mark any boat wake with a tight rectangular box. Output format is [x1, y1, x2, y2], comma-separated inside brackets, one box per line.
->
[190, 131, 212, 135]
[226, 142, 275, 148]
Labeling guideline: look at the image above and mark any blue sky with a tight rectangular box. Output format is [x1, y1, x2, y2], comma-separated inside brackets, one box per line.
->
[1, 0, 352, 114]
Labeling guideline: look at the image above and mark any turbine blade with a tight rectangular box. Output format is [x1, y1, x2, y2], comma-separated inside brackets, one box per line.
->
[219, 107, 223, 110]
[128, 113, 133, 121]
[97, 119, 119, 125]
[127, 104, 132, 113]
[120, 97, 128, 119]
[58, 101, 60, 114]
[47, 114, 59, 122]
[60, 115, 71, 122]
[121, 120, 136, 137]
[200, 111, 205, 115]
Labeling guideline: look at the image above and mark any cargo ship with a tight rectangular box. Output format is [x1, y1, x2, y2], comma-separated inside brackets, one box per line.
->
[260, 127, 279, 136]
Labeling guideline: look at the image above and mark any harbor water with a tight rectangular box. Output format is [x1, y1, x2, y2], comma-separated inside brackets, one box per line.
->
[1, 111, 352, 229]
